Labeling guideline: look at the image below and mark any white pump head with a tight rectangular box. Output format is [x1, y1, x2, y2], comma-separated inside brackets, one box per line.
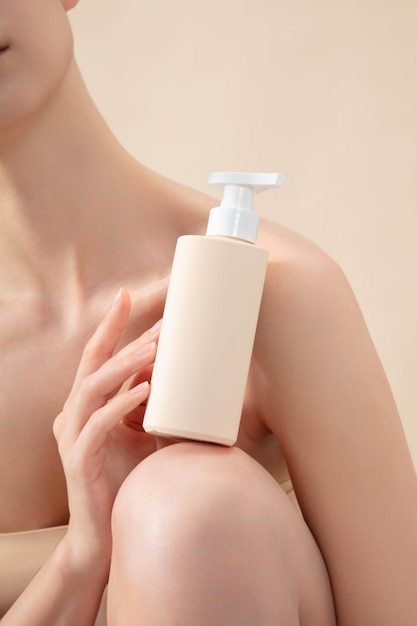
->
[206, 171, 285, 244]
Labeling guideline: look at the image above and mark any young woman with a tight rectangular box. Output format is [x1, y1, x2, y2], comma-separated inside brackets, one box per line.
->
[1, 1, 416, 624]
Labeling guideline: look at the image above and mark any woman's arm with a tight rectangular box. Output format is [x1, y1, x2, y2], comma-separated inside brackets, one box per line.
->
[2, 290, 160, 625]
[255, 229, 417, 626]
[1, 534, 107, 625]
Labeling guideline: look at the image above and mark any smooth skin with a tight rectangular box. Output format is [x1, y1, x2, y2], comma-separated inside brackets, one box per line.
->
[1, 1, 417, 625]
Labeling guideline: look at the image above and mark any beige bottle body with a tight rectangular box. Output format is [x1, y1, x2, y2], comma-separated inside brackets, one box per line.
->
[143, 235, 268, 446]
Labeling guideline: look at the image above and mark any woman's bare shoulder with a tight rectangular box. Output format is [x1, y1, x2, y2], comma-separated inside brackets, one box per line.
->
[138, 167, 214, 235]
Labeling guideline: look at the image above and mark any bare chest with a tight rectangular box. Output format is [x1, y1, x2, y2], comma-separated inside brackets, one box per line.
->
[0, 288, 165, 531]
[0, 330, 84, 530]
[0, 289, 288, 531]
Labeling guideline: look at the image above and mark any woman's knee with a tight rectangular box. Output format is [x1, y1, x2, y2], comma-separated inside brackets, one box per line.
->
[108, 442, 304, 623]
[111, 441, 298, 540]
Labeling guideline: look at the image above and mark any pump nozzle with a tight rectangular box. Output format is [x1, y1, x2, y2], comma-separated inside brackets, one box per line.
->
[207, 171, 285, 243]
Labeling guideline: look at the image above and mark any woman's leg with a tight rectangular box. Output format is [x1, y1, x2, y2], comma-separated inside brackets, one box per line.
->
[107, 443, 336, 626]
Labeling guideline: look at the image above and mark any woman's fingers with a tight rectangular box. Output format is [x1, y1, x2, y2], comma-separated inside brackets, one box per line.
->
[75, 382, 151, 460]
[70, 288, 131, 396]
[112, 318, 162, 362]
[62, 341, 157, 447]
[55, 286, 163, 453]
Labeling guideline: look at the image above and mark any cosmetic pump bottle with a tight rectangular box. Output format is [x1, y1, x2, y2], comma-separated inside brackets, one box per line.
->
[143, 171, 285, 446]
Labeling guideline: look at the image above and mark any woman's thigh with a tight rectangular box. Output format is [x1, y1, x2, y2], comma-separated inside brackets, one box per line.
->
[107, 442, 336, 626]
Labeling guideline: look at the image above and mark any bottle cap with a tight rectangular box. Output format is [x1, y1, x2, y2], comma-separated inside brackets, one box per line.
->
[206, 172, 285, 243]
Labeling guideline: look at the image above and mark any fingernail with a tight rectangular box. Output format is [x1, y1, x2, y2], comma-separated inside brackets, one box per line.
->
[111, 287, 124, 309]
[130, 381, 149, 394]
[150, 319, 162, 334]
[135, 342, 156, 356]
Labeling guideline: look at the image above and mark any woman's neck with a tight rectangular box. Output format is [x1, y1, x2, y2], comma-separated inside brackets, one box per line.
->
[0, 61, 146, 300]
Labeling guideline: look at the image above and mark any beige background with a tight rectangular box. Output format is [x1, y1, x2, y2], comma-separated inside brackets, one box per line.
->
[69, 0, 417, 464]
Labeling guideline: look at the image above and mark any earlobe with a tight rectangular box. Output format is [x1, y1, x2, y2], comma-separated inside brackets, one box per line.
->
[62, 0, 79, 11]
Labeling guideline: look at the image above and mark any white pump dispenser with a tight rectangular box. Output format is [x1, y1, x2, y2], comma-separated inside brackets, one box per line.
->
[143, 171, 284, 446]
[206, 172, 285, 243]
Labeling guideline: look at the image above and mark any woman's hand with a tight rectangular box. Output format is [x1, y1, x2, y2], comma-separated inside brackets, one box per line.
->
[53, 288, 160, 571]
